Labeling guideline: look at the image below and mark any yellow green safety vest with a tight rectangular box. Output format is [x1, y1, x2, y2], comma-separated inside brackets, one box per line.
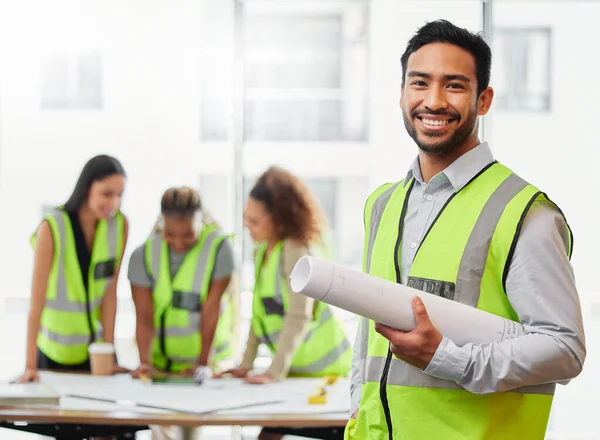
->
[144, 224, 234, 373]
[347, 162, 573, 440]
[251, 240, 352, 376]
[33, 209, 125, 365]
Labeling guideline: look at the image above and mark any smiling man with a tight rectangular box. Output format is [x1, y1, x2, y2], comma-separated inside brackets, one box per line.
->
[345, 20, 586, 440]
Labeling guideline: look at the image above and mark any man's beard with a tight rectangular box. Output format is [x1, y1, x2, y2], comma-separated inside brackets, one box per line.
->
[403, 108, 478, 156]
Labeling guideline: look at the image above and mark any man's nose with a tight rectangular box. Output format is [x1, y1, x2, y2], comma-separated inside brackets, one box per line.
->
[423, 87, 448, 112]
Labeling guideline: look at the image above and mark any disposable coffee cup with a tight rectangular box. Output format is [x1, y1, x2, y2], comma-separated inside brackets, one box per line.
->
[88, 343, 115, 376]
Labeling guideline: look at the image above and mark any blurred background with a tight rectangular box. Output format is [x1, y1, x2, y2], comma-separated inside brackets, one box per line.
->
[0, 0, 597, 438]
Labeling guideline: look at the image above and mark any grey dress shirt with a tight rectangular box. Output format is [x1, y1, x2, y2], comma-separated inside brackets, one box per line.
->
[350, 142, 586, 414]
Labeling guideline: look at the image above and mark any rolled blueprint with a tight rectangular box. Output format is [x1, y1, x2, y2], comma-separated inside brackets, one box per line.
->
[290, 256, 525, 346]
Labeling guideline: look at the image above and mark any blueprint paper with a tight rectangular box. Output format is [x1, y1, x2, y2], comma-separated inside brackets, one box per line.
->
[10, 373, 347, 416]
[221, 378, 350, 415]
[37, 372, 281, 414]
[290, 256, 525, 346]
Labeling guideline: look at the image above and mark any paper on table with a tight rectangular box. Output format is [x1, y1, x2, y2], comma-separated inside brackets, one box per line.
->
[221, 378, 350, 415]
[36, 373, 281, 415]
[290, 256, 525, 346]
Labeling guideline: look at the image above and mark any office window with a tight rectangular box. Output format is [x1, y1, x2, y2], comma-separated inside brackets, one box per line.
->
[494, 28, 551, 111]
[41, 51, 103, 109]
[198, 174, 232, 231]
[198, 2, 368, 143]
[244, 5, 368, 142]
[199, 1, 234, 141]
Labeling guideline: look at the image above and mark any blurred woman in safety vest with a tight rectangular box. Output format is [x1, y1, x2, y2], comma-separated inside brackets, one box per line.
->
[16, 155, 128, 383]
[129, 186, 235, 379]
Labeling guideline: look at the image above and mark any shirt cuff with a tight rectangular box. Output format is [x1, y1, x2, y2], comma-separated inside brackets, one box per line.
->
[423, 336, 469, 382]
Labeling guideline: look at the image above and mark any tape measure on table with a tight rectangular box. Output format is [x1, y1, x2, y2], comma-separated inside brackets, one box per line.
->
[308, 375, 338, 404]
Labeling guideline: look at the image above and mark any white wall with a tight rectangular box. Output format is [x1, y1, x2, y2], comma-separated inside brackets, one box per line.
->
[490, 3, 600, 436]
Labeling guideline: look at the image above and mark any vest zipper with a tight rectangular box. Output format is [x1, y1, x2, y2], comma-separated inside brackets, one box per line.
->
[379, 349, 394, 440]
[378, 179, 414, 438]
[159, 310, 173, 372]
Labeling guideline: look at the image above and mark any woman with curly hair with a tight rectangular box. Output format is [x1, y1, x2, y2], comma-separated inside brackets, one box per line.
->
[218, 166, 350, 440]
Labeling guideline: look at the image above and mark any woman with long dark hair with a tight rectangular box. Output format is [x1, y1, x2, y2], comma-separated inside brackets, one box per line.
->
[15, 154, 129, 382]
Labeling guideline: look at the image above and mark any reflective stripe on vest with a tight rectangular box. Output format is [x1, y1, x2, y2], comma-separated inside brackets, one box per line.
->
[150, 230, 221, 338]
[253, 241, 351, 375]
[351, 163, 568, 439]
[255, 303, 352, 375]
[163, 341, 232, 364]
[147, 226, 235, 372]
[288, 335, 351, 375]
[364, 171, 549, 392]
[39, 211, 118, 346]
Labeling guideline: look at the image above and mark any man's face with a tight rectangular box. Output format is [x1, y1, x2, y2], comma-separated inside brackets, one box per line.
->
[400, 42, 492, 156]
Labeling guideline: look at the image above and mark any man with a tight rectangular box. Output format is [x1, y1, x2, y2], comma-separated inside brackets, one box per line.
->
[346, 20, 585, 440]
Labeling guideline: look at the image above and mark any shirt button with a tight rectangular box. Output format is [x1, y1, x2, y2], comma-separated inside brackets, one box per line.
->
[410, 242, 417, 249]
[425, 194, 433, 201]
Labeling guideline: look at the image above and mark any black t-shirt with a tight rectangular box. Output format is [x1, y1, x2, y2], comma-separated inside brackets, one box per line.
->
[65, 209, 95, 345]
[66, 210, 91, 292]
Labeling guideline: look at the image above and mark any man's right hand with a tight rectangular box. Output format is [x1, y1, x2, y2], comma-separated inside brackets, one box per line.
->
[14, 369, 39, 384]
[214, 368, 250, 379]
[131, 363, 154, 379]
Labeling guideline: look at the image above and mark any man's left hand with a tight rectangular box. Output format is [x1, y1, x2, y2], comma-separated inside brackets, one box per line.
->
[374, 296, 443, 370]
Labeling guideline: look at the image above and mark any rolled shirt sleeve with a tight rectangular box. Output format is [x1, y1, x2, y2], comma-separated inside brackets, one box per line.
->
[423, 200, 586, 394]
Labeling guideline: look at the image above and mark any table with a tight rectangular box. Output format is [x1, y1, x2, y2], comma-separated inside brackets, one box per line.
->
[0, 372, 350, 440]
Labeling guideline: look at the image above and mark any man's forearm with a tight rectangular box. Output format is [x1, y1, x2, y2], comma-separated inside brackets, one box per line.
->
[424, 332, 584, 394]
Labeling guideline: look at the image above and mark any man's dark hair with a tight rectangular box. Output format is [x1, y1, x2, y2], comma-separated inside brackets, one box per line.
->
[400, 19, 492, 96]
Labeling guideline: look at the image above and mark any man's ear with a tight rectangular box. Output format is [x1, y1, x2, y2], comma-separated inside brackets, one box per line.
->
[400, 85, 405, 108]
[478, 87, 494, 116]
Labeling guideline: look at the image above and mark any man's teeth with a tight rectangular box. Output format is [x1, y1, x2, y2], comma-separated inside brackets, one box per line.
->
[422, 118, 450, 126]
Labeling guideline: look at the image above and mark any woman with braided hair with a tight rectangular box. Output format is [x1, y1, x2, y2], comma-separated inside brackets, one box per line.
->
[128, 186, 236, 382]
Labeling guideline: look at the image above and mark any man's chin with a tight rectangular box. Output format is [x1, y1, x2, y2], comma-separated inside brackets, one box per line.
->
[416, 137, 454, 155]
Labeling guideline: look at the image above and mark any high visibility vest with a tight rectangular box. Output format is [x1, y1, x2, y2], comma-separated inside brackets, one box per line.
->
[251, 240, 352, 376]
[34, 209, 125, 365]
[144, 225, 234, 372]
[347, 162, 573, 440]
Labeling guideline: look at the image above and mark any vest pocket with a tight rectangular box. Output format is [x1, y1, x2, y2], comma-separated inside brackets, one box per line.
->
[262, 297, 284, 315]
[94, 259, 116, 279]
[172, 291, 202, 312]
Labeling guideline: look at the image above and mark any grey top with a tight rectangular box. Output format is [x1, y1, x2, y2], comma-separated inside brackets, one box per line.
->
[350, 142, 586, 414]
[127, 237, 235, 287]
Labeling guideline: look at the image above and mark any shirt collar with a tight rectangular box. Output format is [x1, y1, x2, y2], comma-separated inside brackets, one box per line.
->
[404, 142, 495, 192]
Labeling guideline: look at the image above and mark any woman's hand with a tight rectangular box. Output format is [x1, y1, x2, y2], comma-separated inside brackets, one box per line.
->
[131, 363, 154, 379]
[214, 368, 250, 379]
[14, 369, 40, 384]
[244, 373, 276, 384]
